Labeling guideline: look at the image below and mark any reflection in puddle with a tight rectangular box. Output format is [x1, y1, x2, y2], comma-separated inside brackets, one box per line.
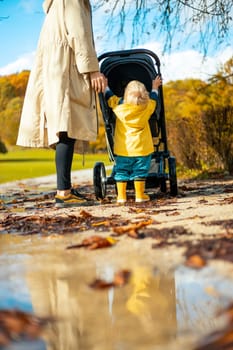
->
[0, 235, 232, 350]
[176, 266, 232, 335]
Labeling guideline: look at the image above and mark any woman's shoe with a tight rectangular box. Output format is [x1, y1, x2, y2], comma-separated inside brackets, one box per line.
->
[71, 188, 89, 201]
[55, 190, 88, 208]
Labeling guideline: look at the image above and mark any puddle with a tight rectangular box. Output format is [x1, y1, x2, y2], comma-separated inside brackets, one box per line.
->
[0, 235, 232, 350]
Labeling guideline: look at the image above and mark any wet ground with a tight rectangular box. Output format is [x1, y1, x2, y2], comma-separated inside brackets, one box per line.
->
[0, 171, 233, 350]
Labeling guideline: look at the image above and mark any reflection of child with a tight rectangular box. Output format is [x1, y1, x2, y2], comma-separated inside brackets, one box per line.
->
[105, 76, 162, 203]
[126, 266, 151, 315]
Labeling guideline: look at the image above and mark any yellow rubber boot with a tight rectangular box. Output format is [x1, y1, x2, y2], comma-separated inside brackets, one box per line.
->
[116, 182, 127, 203]
[134, 180, 150, 202]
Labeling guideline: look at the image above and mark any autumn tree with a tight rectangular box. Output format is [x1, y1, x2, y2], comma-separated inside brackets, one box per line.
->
[0, 73, 28, 149]
[0, 77, 16, 112]
[201, 57, 233, 173]
[8, 71, 29, 97]
[0, 138, 7, 153]
[0, 97, 23, 146]
[164, 79, 209, 169]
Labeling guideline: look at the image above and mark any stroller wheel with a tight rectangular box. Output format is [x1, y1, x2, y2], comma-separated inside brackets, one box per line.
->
[168, 156, 178, 196]
[93, 162, 107, 200]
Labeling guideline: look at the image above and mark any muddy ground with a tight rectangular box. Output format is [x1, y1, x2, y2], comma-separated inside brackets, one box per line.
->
[0, 171, 233, 350]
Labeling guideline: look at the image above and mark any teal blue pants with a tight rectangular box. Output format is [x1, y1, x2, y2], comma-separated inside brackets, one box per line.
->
[114, 155, 152, 181]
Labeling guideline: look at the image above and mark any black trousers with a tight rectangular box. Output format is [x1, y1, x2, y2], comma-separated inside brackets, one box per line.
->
[55, 132, 75, 190]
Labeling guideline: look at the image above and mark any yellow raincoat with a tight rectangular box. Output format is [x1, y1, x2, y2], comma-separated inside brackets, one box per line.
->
[107, 95, 156, 156]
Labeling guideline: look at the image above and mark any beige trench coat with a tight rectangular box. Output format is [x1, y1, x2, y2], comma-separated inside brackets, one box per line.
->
[17, 0, 100, 151]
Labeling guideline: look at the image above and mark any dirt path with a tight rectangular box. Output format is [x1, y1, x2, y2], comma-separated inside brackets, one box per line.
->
[1, 174, 233, 273]
[0, 173, 233, 350]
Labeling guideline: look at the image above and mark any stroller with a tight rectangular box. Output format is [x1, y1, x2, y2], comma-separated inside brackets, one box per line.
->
[93, 48, 178, 200]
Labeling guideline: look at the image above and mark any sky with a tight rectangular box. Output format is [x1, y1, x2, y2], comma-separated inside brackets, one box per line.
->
[0, 0, 232, 83]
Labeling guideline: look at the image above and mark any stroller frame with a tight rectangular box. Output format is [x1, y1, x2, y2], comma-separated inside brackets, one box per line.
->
[93, 48, 178, 200]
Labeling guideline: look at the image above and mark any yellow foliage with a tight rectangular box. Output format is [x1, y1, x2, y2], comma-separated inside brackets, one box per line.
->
[8, 71, 30, 97]
[0, 56, 232, 169]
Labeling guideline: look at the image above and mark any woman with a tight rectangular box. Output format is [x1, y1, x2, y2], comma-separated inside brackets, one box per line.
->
[17, 0, 106, 207]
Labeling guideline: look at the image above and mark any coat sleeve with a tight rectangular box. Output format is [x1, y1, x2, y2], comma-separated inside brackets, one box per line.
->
[64, 0, 99, 74]
[107, 95, 122, 109]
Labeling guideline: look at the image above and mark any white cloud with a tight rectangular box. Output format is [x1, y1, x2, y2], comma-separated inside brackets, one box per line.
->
[0, 43, 232, 82]
[0, 52, 35, 76]
[19, 0, 39, 13]
[140, 42, 233, 82]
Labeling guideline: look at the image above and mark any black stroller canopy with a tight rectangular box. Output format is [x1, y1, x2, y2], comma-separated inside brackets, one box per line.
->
[100, 53, 158, 96]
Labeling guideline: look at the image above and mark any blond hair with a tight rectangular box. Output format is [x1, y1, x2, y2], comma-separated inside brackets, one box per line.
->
[124, 80, 149, 105]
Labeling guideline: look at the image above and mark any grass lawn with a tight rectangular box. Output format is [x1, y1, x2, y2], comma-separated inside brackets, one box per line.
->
[0, 148, 112, 184]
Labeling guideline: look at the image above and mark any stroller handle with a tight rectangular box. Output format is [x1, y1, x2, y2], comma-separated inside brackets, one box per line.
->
[98, 48, 161, 69]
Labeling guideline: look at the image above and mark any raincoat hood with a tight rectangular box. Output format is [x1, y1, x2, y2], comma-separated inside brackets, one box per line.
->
[113, 100, 156, 129]
[43, 0, 54, 13]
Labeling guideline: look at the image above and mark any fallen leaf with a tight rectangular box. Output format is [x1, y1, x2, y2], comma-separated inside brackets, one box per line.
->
[66, 235, 117, 250]
[194, 325, 233, 350]
[113, 269, 131, 286]
[204, 286, 220, 298]
[89, 279, 113, 289]
[0, 309, 54, 346]
[0, 330, 9, 346]
[217, 303, 233, 322]
[89, 269, 131, 289]
[91, 220, 111, 227]
[112, 219, 153, 238]
[79, 210, 93, 218]
[185, 254, 207, 269]
[166, 211, 180, 216]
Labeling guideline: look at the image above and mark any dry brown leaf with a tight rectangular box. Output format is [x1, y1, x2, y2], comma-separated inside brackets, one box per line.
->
[185, 254, 207, 269]
[0, 330, 9, 346]
[0, 309, 54, 345]
[87, 237, 114, 250]
[112, 219, 153, 238]
[204, 286, 220, 298]
[89, 279, 113, 289]
[195, 302, 233, 349]
[113, 269, 131, 286]
[91, 220, 111, 227]
[89, 269, 131, 290]
[79, 210, 93, 218]
[194, 326, 233, 350]
[66, 235, 117, 250]
[166, 211, 180, 216]
[217, 303, 233, 322]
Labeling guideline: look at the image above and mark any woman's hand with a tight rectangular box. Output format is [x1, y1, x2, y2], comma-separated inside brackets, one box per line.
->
[90, 71, 107, 93]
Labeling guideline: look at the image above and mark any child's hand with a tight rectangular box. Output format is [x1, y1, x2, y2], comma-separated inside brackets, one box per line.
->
[152, 76, 162, 90]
